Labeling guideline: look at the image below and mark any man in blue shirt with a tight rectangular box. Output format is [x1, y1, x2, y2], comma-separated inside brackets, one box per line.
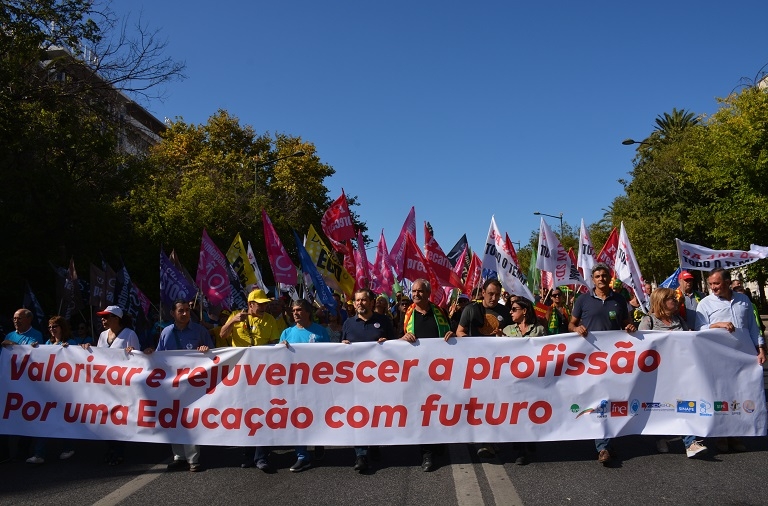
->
[569, 263, 636, 466]
[155, 300, 213, 473]
[276, 299, 330, 472]
[3, 309, 44, 346]
[341, 288, 394, 472]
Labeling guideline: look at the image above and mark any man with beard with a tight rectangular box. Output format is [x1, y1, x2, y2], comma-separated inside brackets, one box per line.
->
[456, 279, 511, 338]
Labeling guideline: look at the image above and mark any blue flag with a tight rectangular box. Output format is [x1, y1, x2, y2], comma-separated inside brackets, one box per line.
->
[659, 267, 681, 289]
[23, 283, 46, 331]
[292, 230, 337, 314]
[160, 250, 198, 307]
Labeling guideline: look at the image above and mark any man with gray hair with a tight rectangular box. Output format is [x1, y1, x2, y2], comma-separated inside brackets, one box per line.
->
[3, 309, 43, 346]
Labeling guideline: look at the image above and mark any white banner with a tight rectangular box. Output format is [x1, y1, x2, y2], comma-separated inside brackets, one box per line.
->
[481, 216, 534, 300]
[1, 331, 765, 446]
[536, 218, 585, 286]
[577, 219, 596, 290]
[616, 222, 649, 313]
[676, 239, 766, 271]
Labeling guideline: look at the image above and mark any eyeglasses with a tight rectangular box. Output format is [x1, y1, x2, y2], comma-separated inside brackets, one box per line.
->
[48, 325, 60, 329]
[510, 307, 524, 312]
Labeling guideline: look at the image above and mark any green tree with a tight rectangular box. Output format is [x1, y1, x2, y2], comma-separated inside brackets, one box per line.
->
[0, 0, 184, 310]
[126, 110, 365, 287]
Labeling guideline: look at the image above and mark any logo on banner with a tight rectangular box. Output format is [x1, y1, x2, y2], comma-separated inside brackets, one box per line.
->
[630, 399, 640, 415]
[731, 400, 741, 412]
[742, 400, 755, 413]
[699, 399, 712, 416]
[610, 401, 628, 417]
[676, 400, 696, 414]
[714, 401, 729, 415]
[642, 401, 674, 411]
[574, 400, 608, 419]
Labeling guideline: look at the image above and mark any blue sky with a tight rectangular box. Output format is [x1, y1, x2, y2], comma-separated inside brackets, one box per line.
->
[111, 0, 768, 257]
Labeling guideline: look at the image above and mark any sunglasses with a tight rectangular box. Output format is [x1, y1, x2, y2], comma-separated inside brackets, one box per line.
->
[48, 325, 60, 329]
[551, 293, 562, 297]
[510, 307, 524, 312]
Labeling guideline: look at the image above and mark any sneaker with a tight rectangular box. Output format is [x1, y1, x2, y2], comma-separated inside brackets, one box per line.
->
[656, 439, 669, 453]
[255, 459, 271, 472]
[290, 458, 311, 472]
[421, 455, 434, 472]
[59, 450, 75, 460]
[515, 455, 528, 465]
[597, 449, 611, 464]
[167, 459, 188, 471]
[314, 446, 325, 461]
[477, 446, 496, 458]
[686, 441, 707, 458]
[354, 455, 369, 472]
[189, 463, 202, 472]
[25, 456, 44, 465]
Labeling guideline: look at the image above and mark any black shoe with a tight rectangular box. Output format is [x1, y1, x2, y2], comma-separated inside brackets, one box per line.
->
[421, 455, 434, 472]
[515, 455, 528, 465]
[167, 459, 188, 471]
[240, 454, 254, 468]
[354, 455, 369, 472]
[314, 446, 325, 461]
[369, 446, 381, 461]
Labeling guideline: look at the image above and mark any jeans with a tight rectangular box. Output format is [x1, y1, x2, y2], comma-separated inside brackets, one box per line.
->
[171, 444, 200, 464]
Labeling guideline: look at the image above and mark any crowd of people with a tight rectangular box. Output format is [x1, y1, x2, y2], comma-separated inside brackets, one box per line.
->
[1, 264, 765, 473]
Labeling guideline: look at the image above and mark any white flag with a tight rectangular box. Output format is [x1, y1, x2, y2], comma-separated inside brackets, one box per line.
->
[577, 219, 596, 290]
[676, 239, 766, 271]
[481, 216, 534, 300]
[246, 242, 269, 293]
[535, 218, 585, 286]
[616, 223, 648, 312]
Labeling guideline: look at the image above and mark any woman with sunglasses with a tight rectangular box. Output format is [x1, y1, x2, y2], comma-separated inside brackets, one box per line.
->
[545, 289, 570, 334]
[503, 298, 546, 337]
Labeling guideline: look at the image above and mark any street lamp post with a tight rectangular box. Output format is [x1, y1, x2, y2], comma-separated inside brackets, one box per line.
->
[533, 211, 564, 237]
[254, 150, 305, 190]
[621, 138, 651, 146]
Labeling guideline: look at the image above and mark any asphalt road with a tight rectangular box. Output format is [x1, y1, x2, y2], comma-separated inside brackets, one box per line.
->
[2, 433, 768, 506]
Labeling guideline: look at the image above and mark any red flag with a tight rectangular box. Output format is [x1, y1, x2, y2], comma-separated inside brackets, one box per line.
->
[424, 222, 462, 288]
[321, 190, 355, 253]
[353, 230, 370, 291]
[388, 207, 416, 278]
[595, 227, 619, 273]
[403, 234, 444, 306]
[196, 229, 233, 308]
[343, 240, 356, 289]
[374, 230, 395, 296]
[262, 210, 298, 285]
[463, 252, 481, 298]
[504, 233, 521, 269]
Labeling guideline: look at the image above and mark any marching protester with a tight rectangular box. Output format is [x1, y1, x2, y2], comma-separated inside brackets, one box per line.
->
[695, 268, 765, 453]
[3, 309, 43, 346]
[569, 263, 637, 466]
[219, 288, 280, 470]
[341, 288, 395, 473]
[278, 299, 331, 472]
[83, 305, 141, 466]
[448, 293, 470, 332]
[544, 288, 570, 334]
[678, 270, 704, 330]
[639, 288, 707, 458]
[152, 300, 213, 472]
[503, 298, 546, 338]
[400, 278, 454, 472]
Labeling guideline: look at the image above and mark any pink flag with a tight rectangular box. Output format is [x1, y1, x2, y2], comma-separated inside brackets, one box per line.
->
[353, 230, 370, 291]
[343, 240, 356, 289]
[403, 234, 444, 306]
[132, 282, 152, 316]
[262, 210, 298, 285]
[196, 229, 233, 308]
[452, 244, 468, 284]
[321, 190, 355, 253]
[463, 252, 482, 298]
[424, 222, 462, 288]
[374, 230, 395, 296]
[388, 206, 416, 278]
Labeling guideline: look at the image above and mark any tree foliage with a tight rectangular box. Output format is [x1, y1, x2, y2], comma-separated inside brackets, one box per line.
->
[126, 110, 365, 287]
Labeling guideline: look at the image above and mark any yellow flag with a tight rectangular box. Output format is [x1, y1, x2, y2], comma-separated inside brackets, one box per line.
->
[226, 233, 256, 288]
[305, 225, 354, 297]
